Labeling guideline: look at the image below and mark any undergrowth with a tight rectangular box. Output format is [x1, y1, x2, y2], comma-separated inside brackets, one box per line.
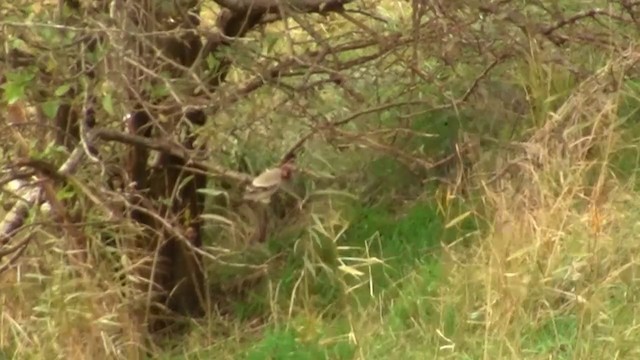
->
[5, 2, 640, 360]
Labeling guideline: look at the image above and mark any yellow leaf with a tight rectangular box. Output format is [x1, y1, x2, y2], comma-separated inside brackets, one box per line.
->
[338, 265, 364, 277]
[445, 211, 471, 229]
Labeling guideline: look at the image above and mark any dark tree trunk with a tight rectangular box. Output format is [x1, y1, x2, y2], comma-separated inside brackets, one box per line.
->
[115, 0, 271, 332]
[120, 1, 210, 331]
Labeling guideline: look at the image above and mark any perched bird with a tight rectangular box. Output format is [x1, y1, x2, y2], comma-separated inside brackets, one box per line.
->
[243, 162, 295, 204]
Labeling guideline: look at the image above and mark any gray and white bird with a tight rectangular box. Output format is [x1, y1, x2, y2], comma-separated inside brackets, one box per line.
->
[243, 162, 295, 204]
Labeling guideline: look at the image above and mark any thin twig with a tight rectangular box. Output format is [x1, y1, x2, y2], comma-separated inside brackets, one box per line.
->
[0, 236, 32, 275]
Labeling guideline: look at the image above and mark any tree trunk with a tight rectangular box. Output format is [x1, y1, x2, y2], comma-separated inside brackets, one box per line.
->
[120, 1, 211, 332]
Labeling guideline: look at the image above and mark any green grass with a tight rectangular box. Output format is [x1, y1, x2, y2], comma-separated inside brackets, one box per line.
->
[168, 188, 480, 359]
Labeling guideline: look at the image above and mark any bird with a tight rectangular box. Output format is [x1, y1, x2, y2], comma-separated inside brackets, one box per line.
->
[243, 162, 295, 204]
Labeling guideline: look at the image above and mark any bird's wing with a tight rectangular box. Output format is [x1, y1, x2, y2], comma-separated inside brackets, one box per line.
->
[243, 193, 273, 204]
[251, 168, 282, 188]
[243, 185, 277, 203]
[242, 167, 286, 203]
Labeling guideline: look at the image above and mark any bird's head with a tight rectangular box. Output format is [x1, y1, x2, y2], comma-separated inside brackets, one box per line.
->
[280, 162, 295, 181]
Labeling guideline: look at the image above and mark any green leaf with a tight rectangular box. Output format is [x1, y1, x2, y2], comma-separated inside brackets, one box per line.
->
[5, 69, 36, 83]
[102, 92, 114, 115]
[54, 84, 72, 97]
[2, 82, 26, 104]
[42, 100, 60, 119]
[2, 68, 36, 104]
[150, 83, 170, 100]
[206, 53, 220, 71]
[264, 32, 280, 53]
[57, 184, 76, 201]
[40, 27, 56, 43]
[8, 38, 28, 51]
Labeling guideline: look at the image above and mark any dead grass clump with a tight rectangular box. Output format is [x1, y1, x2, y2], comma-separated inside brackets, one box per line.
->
[440, 48, 640, 357]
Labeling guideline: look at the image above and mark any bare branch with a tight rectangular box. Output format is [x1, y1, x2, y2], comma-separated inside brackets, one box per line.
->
[0, 235, 33, 275]
[0, 147, 85, 248]
[213, 0, 353, 14]
[279, 53, 509, 164]
[90, 129, 252, 183]
[542, 8, 627, 36]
